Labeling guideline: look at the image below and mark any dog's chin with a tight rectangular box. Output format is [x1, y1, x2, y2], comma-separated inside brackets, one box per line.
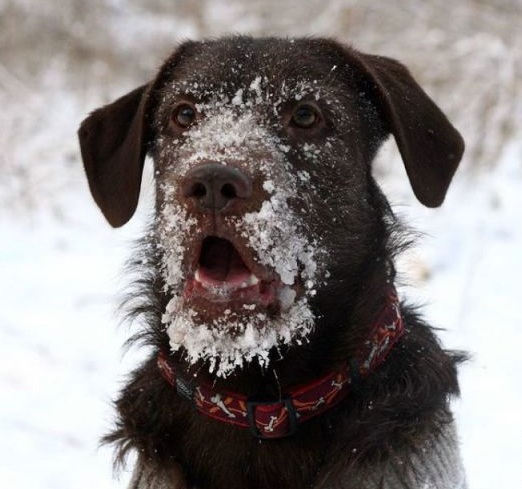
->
[165, 302, 315, 378]
[163, 236, 314, 377]
[162, 236, 315, 377]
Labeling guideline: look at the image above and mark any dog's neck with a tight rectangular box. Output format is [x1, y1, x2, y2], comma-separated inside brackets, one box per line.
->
[112, 234, 461, 489]
[157, 286, 403, 439]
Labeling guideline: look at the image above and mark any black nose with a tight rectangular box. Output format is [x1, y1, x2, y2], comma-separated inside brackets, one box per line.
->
[182, 162, 252, 212]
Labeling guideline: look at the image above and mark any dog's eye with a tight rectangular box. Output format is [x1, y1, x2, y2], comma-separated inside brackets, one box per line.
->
[291, 104, 320, 129]
[173, 103, 197, 128]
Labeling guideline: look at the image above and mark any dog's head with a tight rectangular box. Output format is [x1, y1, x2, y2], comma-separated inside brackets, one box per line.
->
[79, 37, 463, 377]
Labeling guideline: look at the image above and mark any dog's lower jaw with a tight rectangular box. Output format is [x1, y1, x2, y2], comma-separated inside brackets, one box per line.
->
[162, 290, 315, 378]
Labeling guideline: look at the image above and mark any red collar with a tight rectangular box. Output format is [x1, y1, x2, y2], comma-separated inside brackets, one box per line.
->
[158, 287, 404, 439]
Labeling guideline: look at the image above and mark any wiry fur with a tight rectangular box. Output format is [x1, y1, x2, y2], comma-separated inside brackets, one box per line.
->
[78, 36, 467, 489]
[105, 191, 464, 489]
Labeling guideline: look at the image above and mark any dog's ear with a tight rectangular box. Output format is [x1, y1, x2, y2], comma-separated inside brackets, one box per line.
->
[349, 50, 464, 207]
[78, 83, 152, 227]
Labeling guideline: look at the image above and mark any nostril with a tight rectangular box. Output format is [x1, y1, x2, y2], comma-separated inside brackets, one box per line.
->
[191, 182, 207, 198]
[221, 183, 237, 200]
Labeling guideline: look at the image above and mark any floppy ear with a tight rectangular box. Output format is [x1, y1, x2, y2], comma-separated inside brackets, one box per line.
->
[349, 50, 464, 207]
[78, 83, 151, 227]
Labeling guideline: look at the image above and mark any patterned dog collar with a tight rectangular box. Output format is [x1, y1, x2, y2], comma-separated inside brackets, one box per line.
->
[158, 287, 404, 439]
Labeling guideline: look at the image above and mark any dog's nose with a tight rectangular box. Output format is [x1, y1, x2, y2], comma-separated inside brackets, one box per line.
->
[181, 163, 252, 212]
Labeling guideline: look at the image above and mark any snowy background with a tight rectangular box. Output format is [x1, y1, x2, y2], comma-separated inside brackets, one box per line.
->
[1, 1, 521, 488]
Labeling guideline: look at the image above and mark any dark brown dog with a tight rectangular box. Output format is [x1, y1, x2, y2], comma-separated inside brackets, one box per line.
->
[78, 37, 467, 489]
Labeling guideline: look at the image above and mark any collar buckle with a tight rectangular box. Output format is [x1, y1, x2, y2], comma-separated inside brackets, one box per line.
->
[246, 397, 298, 439]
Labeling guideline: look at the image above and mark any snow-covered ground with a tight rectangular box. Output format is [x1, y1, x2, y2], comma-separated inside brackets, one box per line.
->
[1, 2, 521, 488]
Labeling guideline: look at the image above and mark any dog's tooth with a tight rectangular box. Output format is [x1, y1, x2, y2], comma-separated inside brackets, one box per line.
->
[195, 268, 202, 283]
[248, 274, 260, 286]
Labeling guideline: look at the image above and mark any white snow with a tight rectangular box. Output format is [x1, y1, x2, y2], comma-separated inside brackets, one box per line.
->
[165, 297, 315, 376]
[231, 87, 244, 106]
[157, 84, 323, 376]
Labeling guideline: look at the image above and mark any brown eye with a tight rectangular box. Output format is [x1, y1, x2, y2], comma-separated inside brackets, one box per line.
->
[291, 104, 320, 129]
[173, 103, 196, 128]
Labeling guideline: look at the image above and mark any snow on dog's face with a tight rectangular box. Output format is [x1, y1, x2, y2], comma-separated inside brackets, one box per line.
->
[153, 83, 324, 376]
[149, 39, 382, 377]
[80, 38, 464, 378]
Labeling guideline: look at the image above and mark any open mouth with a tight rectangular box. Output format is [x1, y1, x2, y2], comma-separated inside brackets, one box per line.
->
[161, 207, 319, 376]
[183, 236, 280, 308]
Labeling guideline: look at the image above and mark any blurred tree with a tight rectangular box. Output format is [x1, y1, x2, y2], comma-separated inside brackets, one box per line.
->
[0, 0, 520, 212]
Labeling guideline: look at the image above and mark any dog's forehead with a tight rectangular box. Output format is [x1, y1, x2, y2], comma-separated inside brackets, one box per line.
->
[166, 37, 348, 97]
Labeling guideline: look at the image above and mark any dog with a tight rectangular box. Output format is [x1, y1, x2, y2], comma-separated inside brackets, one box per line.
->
[78, 36, 467, 489]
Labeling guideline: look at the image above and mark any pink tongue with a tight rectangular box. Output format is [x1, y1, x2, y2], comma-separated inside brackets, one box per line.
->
[199, 238, 252, 284]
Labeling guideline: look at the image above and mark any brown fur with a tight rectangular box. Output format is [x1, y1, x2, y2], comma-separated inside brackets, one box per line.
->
[78, 36, 465, 489]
